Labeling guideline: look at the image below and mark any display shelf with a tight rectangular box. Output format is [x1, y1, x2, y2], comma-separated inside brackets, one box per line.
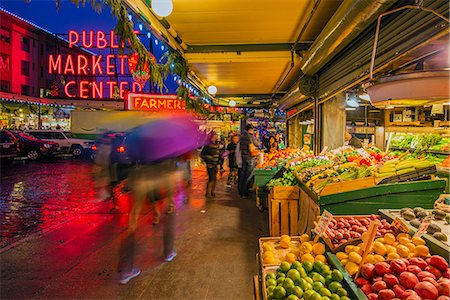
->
[379, 209, 450, 259]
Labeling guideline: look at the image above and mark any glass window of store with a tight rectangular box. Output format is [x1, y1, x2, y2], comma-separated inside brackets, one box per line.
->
[21, 60, 30, 76]
[21, 85, 30, 96]
[0, 80, 10, 92]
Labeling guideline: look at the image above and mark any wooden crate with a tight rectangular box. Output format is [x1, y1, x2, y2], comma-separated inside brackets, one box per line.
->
[297, 188, 320, 235]
[319, 176, 376, 196]
[270, 186, 300, 200]
[258, 236, 302, 267]
[269, 194, 299, 237]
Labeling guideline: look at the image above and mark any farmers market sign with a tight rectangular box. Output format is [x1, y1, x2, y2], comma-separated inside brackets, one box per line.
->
[127, 93, 186, 112]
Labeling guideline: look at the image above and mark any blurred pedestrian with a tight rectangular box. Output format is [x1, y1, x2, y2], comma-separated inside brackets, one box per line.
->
[200, 132, 220, 199]
[118, 159, 181, 284]
[217, 136, 226, 176]
[226, 134, 239, 188]
[238, 124, 260, 197]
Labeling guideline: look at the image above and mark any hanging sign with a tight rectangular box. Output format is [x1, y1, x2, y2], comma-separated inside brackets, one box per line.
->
[127, 93, 185, 112]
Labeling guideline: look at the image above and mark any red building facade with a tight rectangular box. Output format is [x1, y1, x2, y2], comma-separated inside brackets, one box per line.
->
[0, 8, 93, 99]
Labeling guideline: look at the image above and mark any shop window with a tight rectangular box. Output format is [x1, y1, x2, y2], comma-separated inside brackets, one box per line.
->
[21, 85, 30, 96]
[21, 60, 30, 76]
[40, 43, 44, 55]
[0, 80, 10, 92]
[0, 27, 11, 43]
[21, 36, 30, 52]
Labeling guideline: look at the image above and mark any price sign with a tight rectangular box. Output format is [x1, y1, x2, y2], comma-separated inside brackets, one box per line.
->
[357, 148, 371, 159]
[414, 216, 432, 238]
[391, 217, 409, 233]
[356, 220, 380, 279]
[314, 210, 333, 236]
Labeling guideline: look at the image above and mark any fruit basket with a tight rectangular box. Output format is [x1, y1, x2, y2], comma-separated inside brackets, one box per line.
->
[261, 259, 355, 300]
[321, 215, 395, 253]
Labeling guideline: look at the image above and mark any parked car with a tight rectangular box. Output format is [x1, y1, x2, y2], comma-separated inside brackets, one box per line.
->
[0, 130, 19, 162]
[8, 130, 59, 161]
[25, 130, 94, 158]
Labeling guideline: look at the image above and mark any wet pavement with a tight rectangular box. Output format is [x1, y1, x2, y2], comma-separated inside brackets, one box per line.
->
[1, 161, 97, 249]
[0, 161, 268, 299]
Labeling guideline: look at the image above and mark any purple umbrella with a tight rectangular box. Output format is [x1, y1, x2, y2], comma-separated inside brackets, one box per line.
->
[125, 114, 207, 163]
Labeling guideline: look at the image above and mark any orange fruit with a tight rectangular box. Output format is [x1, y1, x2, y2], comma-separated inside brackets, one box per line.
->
[312, 243, 326, 255]
[396, 245, 410, 258]
[349, 252, 362, 264]
[386, 245, 397, 253]
[387, 252, 401, 260]
[373, 241, 387, 256]
[405, 242, 416, 253]
[373, 254, 385, 262]
[341, 258, 349, 265]
[336, 252, 348, 260]
[285, 252, 297, 263]
[365, 254, 377, 264]
[345, 245, 355, 254]
[315, 255, 327, 264]
[414, 245, 430, 257]
[398, 237, 412, 245]
[300, 234, 310, 243]
[384, 233, 396, 245]
[411, 236, 426, 246]
[300, 242, 313, 254]
[301, 253, 315, 263]
[396, 233, 411, 241]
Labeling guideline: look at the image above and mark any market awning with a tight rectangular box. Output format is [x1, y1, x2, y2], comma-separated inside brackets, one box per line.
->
[124, 0, 343, 106]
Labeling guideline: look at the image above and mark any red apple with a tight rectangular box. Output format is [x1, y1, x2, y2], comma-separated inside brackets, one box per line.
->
[410, 257, 428, 270]
[373, 281, 388, 294]
[375, 262, 392, 276]
[361, 284, 372, 295]
[399, 272, 419, 290]
[430, 256, 449, 272]
[393, 285, 406, 298]
[444, 269, 450, 279]
[422, 277, 439, 288]
[379, 289, 396, 300]
[426, 265, 443, 279]
[414, 281, 439, 299]
[361, 263, 376, 280]
[417, 271, 437, 281]
[355, 277, 370, 287]
[437, 278, 450, 296]
[384, 274, 400, 288]
[405, 295, 422, 300]
[391, 259, 407, 274]
[402, 290, 417, 300]
[407, 265, 422, 275]
[367, 293, 379, 300]
[438, 296, 450, 300]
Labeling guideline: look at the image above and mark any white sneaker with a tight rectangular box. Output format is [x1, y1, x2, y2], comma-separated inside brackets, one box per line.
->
[118, 268, 141, 284]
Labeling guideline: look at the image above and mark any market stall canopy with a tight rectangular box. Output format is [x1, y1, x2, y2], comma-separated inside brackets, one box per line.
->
[124, 0, 343, 106]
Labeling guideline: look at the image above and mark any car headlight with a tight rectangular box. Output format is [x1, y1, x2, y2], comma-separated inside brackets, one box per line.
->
[44, 144, 52, 148]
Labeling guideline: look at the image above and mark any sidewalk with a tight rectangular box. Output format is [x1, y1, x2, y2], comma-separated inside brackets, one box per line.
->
[0, 168, 268, 299]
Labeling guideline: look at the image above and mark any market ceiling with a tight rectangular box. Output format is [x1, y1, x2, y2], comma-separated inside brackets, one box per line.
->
[124, 0, 344, 107]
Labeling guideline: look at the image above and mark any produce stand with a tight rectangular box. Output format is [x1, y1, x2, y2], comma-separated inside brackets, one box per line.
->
[379, 209, 450, 259]
[255, 167, 283, 188]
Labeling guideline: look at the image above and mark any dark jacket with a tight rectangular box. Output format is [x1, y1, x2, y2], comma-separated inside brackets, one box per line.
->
[349, 136, 363, 148]
[201, 142, 220, 166]
[226, 141, 237, 169]
[240, 132, 260, 161]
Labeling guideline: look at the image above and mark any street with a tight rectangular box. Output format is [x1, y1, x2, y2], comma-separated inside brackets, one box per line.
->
[0, 160, 268, 299]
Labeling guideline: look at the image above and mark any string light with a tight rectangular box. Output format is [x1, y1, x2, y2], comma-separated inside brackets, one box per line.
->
[147, 32, 151, 39]
[128, 14, 132, 21]
[138, 24, 143, 31]
[155, 40, 159, 45]
[161, 45, 165, 51]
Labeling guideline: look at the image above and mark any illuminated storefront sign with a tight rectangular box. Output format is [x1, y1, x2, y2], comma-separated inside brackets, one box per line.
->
[127, 93, 186, 111]
[48, 30, 143, 99]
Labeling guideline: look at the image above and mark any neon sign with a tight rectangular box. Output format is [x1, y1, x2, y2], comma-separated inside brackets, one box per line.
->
[48, 30, 144, 99]
[127, 93, 186, 111]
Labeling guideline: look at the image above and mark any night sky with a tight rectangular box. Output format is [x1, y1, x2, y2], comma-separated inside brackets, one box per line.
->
[0, 0, 179, 93]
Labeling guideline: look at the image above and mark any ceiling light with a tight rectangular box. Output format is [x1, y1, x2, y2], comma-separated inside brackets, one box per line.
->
[207, 85, 217, 95]
[229, 100, 236, 107]
[346, 107, 356, 111]
[152, 0, 173, 17]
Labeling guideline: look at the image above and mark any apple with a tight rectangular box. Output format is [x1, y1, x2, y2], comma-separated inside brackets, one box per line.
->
[391, 259, 407, 274]
[402, 290, 418, 300]
[407, 265, 422, 275]
[375, 262, 392, 276]
[437, 278, 450, 296]
[426, 265, 443, 279]
[361, 264, 376, 280]
[399, 272, 419, 290]
[361, 284, 372, 295]
[414, 281, 439, 299]
[379, 289, 396, 300]
[384, 274, 400, 288]
[409, 257, 428, 270]
[417, 271, 437, 281]
[368, 293, 379, 300]
[430, 256, 449, 272]
[355, 277, 370, 287]
[393, 285, 406, 298]
[443, 269, 450, 279]
[372, 281, 388, 294]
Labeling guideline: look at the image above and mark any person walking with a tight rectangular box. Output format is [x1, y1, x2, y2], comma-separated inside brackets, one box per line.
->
[200, 132, 221, 199]
[226, 134, 239, 188]
[238, 124, 260, 197]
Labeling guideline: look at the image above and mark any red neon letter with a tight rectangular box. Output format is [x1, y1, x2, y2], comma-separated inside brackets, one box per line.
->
[64, 81, 76, 97]
[64, 55, 75, 75]
[82, 31, 94, 48]
[97, 31, 107, 49]
[49, 54, 62, 74]
[119, 81, 128, 99]
[118, 55, 127, 75]
[107, 81, 116, 98]
[91, 81, 103, 98]
[92, 55, 103, 75]
[106, 54, 115, 75]
[77, 55, 88, 75]
[80, 81, 89, 99]
[132, 82, 141, 92]
[110, 31, 119, 48]
[68, 30, 79, 48]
